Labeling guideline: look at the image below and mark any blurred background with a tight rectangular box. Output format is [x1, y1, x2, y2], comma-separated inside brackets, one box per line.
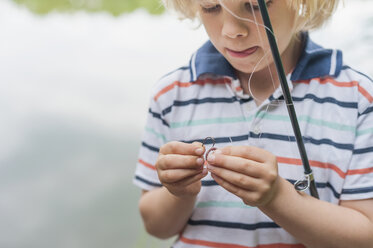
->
[0, 0, 372, 247]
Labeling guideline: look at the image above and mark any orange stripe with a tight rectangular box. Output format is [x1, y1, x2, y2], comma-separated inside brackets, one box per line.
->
[138, 159, 156, 170]
[154, 78, 231, 101]
[154, 81, 192, 101]
[276, 156, 346, 179]
[296, 77, 373, 103]
[180, 236, 305, 248]
[358, 85, 373, 103]
[296, 77, 358, 87]
[347, 167, 373, 176]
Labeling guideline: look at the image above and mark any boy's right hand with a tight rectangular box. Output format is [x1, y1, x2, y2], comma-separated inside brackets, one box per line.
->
[156, 141, 208, 199]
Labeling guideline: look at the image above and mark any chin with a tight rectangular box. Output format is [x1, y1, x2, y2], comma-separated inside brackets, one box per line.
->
[231, 62, 267, 75]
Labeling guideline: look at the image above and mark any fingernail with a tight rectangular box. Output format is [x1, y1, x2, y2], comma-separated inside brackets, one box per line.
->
[215, 149, 222, 154]
[196, 158, 204, 166]
[195, 148, 204, 155]
[207, 154, 215, 163]
[202, 168, 208, 174]
[207, 164, 216, 171]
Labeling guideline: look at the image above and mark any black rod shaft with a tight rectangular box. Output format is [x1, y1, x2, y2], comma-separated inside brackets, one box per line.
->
[257, 0, 319, 198]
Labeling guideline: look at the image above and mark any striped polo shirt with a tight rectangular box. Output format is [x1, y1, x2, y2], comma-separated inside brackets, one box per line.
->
[133, 33, 373, 248]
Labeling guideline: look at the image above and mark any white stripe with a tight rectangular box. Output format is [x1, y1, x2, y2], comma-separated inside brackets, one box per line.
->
[329, 49, 337, 76]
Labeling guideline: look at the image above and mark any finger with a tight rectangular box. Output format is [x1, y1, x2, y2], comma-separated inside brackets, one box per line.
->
[170, 168, 208, 187]
[211, 173, 258, 206]
[157, 154, 205, 170]
[160, 168, 204, 184]
[219, 146, 274, 163]
[160, 141, 205, 156]
[207, 150, 265, 178]
[208, 164, 261, 190]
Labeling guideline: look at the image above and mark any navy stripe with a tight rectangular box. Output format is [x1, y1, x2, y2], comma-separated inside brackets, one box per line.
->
[353, 146, 373, 154]
[188, 219, 280, 231]
[185, 135, 249, 145]
[160, 66, 190, 80]
[287, 179, 340, 199]
[189, 56, 194, 81]
[174, 97, 237, 106]
[162, 97, 251, 116]
[149, 108, 169, 127]
[303, 136, 353, 151]
[293, 94, 357, 109]
[141, 142, 159, 153]
[342, 65, 373, 83]
[317, 182, 340, 199]
[163, 97, 236, 116]
[249, 132, 354, 151]
[359, 106, 373, 116]
[186, 133, 353, 151]
[342, 186, 373, 194]
[204, 179, 340, 199]
[135, 175, 162, 187]
[202, 180, 218, 186]
[161, 94, 356, 116]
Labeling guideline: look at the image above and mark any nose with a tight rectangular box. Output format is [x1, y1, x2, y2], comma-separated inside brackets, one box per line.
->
[221, 12, 249, 39]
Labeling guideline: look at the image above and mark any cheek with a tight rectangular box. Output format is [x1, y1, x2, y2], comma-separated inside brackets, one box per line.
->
[271, 18, 296, 51]
[204, 22, 221, 41]
[202, 21, 225, 53]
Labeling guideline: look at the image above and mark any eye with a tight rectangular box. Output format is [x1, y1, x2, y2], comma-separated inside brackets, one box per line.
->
[201, 4, 221, 14]
[245, 0, 273, 12]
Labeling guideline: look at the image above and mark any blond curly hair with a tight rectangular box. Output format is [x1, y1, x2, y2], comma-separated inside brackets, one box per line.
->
[162, 0, 340, 32]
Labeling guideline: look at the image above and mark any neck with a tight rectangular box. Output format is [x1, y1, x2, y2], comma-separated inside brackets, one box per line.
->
[237, 35, 303, 106]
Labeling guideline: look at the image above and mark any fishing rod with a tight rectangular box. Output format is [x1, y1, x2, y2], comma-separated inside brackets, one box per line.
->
[257, 0, 319, 198]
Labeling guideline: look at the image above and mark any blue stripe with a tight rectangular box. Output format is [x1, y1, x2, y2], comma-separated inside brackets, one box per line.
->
[203, 179, 341, 199]
[359, 106, 373, 116]
[353, 146, 373, 154]
[141, 142, 159, 153]
[202, 180, 218, 186]
[186, 132, 353, 151]
[161, 94, 356, 116]
[317, 182, 340, 199]
[287, 179, 340, 199]
[342, 186, 373, 194]
[162, 97, 251, 116]
[248, 132, 353, 151]
[342, 65, 373, 83]
[293, 94, 358, 109]
[149, 108, 169, 127]
[188, 219, 279, 231]
[135, 175, 162, 187]
[189, 57, 194, 81]
[185, 135, 249, 145]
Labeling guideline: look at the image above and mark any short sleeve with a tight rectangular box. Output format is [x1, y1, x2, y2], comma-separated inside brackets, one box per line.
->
[340, 78, 373, 200]
[132, 94, 169, 191]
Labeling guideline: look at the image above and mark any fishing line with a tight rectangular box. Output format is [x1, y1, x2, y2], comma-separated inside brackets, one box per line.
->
[214, 0, 318, 198]
[218, 0, 289, 107]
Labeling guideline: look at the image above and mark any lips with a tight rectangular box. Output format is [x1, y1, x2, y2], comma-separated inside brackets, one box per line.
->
[226, 46, 258, 58]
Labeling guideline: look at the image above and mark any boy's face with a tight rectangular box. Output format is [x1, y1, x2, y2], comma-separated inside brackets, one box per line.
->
[198, 0, 298, 75]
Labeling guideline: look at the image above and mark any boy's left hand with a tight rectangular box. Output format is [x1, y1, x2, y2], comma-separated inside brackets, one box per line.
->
[206, 146, 280, 207]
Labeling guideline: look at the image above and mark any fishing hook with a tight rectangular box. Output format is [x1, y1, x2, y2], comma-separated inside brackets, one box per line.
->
[202, 137, 217, 161]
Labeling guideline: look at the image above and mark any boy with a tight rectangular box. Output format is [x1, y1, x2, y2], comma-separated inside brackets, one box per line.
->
[134, 0, 373, 247]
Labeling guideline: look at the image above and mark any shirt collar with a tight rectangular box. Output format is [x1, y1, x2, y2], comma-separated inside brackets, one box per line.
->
[189, 33, 343, 82]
